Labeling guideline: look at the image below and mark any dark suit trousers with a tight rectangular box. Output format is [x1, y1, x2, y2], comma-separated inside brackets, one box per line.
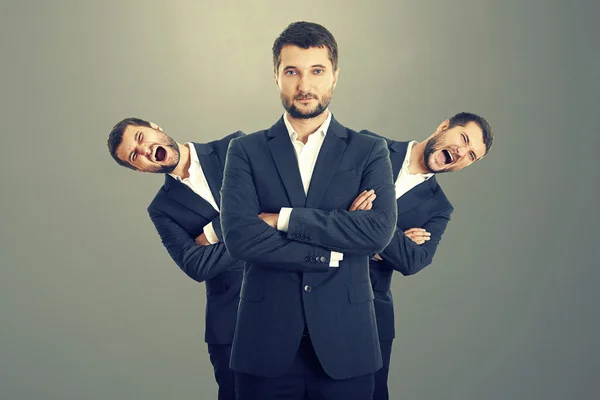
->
[207, 344, 235, 400]
[373, 340, 393, 400]
[235, 335, 375, 400]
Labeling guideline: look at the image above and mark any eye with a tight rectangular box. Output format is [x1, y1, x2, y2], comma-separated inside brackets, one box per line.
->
[462, 134, 467, 143]
[470, 152, 476, 161]
[285, 70, 297, 75]
[314, 69, 323, 74]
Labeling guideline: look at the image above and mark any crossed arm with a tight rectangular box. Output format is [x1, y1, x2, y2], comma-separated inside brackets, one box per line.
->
[280, 139, 398, 255]
[377, 208, 453, 276]
[148, 208, 240, 283]
[221, 137, 397, 269]
[220, 139, 342, 273]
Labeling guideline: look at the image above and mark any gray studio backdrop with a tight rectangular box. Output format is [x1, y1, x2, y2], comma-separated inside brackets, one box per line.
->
[1, 0, 598, 399]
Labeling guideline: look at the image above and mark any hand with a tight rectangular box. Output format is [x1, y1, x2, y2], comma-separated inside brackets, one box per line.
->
[258, 213, 279, 229]
[349, 190, 376, 211]
[404, 228, 431, 245]
[372, 253, 383, 261]
[194, 232, 210, 246]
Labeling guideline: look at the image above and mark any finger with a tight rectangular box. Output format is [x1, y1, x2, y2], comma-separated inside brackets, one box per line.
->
[352, 192, 375, 211]
[409, 234, 431, 241]
[349, 190, 368, 210]
[357, 193, 377, 209]
[364, 202, 373, 210]
[404, 228, 426, 234]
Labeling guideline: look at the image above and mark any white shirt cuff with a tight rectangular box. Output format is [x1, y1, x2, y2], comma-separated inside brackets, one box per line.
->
[329, 251, 344, 267]
[277, 207, 293, 232]
[203, 222, 219, 244]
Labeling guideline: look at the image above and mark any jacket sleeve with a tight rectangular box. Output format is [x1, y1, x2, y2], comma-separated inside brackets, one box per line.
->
[148, 207, 241, 283]
[220, 138, 332, 273]
[379, 207, 453, 275]
[285, 138, 398, 255]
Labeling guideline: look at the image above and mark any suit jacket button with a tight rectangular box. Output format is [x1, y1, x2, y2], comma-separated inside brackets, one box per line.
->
[304, 285, 312, 293]
[319, 256, 326, 263]
[305, 256, 310, 262]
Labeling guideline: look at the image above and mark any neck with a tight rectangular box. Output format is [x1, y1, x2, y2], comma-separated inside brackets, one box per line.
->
[169, 143, 191, 179]
[287, 110, 328, 143]
[408, 140, 429, 175]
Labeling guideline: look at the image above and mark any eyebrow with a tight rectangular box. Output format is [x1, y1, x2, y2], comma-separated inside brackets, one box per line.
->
[129, 131, 142, 162]
[283, 64, 328, 70]
[463, 131, 481, 160]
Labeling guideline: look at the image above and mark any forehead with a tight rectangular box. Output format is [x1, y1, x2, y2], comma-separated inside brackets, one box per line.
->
[115, 125, 148, 161]
[457, 121, 486, 159]
[279, 44, 332, 70]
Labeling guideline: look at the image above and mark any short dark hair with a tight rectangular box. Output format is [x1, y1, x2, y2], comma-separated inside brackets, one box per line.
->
[272, 21, 339, 73]
[107, 117, 152, 170]
[448, 112, 494, 155]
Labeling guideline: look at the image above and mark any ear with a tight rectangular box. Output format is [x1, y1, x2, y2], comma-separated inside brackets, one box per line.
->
[435, 119, 450, 134]
[274, 70, 280, 88]
[332, 67, 340, 90]
[150, 122, 163, 132]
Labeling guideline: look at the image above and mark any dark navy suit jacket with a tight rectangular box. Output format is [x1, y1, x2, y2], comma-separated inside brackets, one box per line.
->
[147, 132, 244, 345]
[362, 134, 454, 341]
[220, 116, 398, 380]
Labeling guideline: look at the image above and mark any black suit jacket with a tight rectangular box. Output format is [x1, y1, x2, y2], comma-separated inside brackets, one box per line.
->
[147, 131, 244, 344]
[362, 133, 454, 341]
[220, 116, 398, 379]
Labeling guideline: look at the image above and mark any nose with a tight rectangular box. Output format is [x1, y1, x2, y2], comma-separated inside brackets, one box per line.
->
[139, 144, 152, 157]
[455, 146, 467, 158]
[297, 74, 311, 92]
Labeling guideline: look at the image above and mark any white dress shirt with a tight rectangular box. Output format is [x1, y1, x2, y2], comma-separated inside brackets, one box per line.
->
[276, 111, 344, 267]
[169, 143, 220, 244]
[395, 141, 434, 199]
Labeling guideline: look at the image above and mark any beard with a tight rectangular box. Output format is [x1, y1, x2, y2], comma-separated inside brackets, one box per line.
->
[423, 132, 453, 174]
[148, 132, 180, 174]
[280, 88, 333, 119]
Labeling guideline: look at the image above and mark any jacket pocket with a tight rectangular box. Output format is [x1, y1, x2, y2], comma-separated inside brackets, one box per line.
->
[205, 276, 226, 294]
[348, 281, 375, 304]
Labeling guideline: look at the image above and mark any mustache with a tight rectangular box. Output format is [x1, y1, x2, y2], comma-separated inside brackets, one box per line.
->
[294, 93, 317, 100]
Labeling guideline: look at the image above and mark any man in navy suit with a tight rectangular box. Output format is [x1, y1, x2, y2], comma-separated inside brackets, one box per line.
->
[220, 22, 398, 399]
[107, 118, 244, 400]
[363, 112, 494, 400]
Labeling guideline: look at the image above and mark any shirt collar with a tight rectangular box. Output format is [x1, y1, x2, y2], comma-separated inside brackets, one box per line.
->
[404, 140, 434, 179]
[283, 110, 332, 142]
[168, 142, 198, 181]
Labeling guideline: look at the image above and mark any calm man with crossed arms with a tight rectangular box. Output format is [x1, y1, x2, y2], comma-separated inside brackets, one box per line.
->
[220, 22, 397, 399]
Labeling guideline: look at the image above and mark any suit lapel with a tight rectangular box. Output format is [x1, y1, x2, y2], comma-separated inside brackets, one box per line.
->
[163, 174, 216, 216]
[389, 141, 409, 181]
[388, 139, 435, 213]
[305, 116, 348, 208]
[266, 117, 306, 208]
[396, 176, 437, 215]
[194, 142, 223, 207]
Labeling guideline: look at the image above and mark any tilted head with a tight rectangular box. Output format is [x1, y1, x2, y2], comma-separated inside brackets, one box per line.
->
[422, 112, 494, 173]
[107, 117, 180, 173]
[272, 21, 339, 119]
